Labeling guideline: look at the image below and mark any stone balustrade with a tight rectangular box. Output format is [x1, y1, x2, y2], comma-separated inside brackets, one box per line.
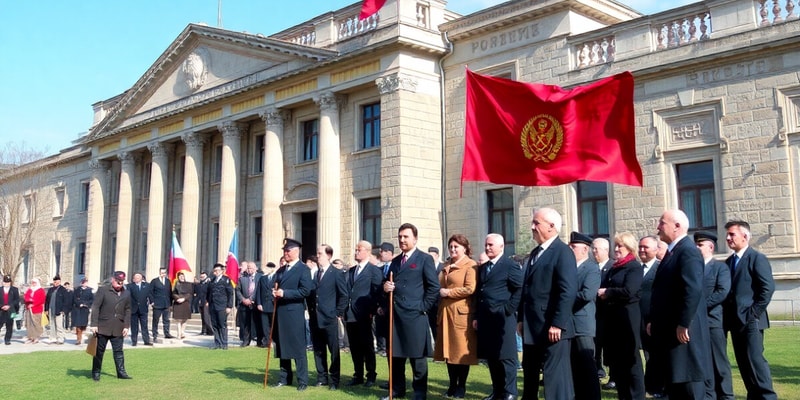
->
[758, 0, 799, 26]
[337, 13, 380, 41]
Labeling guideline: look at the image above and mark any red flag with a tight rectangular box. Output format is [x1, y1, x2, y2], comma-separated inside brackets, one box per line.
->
[461, 69, 643, 188]
[359, 0, 386, 19]
[168, 231, 191, 286]
[225, 228, 239, 287]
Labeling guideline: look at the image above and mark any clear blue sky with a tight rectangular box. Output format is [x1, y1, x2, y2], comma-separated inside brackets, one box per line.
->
[0, 0, 688, 155]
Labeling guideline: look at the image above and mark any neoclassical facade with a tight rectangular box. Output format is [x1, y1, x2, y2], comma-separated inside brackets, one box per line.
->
[3, 0, 799, 311]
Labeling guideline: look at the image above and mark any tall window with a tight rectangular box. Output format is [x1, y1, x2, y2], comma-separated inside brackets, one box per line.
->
[109, 236, 117, 271]
[52, 241, 61, 276]
[212, 222, 220, 262]
[361, 102, 381, 149]
[76, 242, 86, 276]
[302, 119, 319, 161]
[254, 134, 265, 173]
[110, 170, 120, 205]
[81, 182, 91, 211]
[213, 145, 223, 183]
[22, 249, 30, 283]
[253, 216, 262, 262]
[360, 198, 381, 246]
[54, 187, 65, 217]
[22, 194, 34, 223]
[140, 232, 147, 270]
[577, 181, 609, 237]
[175, 155, 185, 192]
[141, 163, 152, 199]
[677, 160, 716, 233]
[487, 189, 515, 256]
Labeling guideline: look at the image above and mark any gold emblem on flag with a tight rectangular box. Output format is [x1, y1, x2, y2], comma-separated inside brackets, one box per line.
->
[520, 114, 563, 162]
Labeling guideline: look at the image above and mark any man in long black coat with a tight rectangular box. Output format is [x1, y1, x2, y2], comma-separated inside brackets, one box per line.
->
[272, 238, 314, 391]
[126, 272, 152, 346]
[722, 220, 777, 399]
[381, 223, 440, 400]
[255, 265, 276, 348]
[518, 208, 577, 400]
[345, 240, 383, 387]
[194, 271, 213, 336]
[474, 233, 522, 400]
[90, 271, 132, 381]
[208, 263, 234, 350]
[650, 209, 711, 399]
[569, 232, 601, 400]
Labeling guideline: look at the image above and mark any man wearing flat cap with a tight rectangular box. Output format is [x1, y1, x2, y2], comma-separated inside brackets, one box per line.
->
[695, 231, 734, 400]
[272, 238, 314, 391]
[568, 232, 601, 400]
[2, 275, 21, 345]
[45, 275, 70, 345]
[90, 271, 132, 381]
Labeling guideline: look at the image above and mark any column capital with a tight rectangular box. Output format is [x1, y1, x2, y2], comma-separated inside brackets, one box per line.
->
[218, 121, 249, 140]
[376, 73, 418, 95]
[314, 92, 346, 112]
[117, 151, 141, 167]
[181, 131, 208, 150]
[147, 142, 175, 161]
[89, 159, 110, 175]
[259, 109, 291, 129]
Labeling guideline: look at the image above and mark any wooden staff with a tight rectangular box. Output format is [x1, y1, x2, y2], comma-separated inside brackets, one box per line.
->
[388, 272, 394, 400]
[263, 282, 279, 388]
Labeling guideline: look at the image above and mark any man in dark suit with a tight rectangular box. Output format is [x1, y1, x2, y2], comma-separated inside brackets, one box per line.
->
[518, 207, 577, 400]
[1, 275, 21, 345]
[345, 240, 383, 387]
[638, 235, 664, 397]
[381, 223, 440, 400]
[90, 271, 132, 381]
[475, 233, 522, 400]
[649, 209, 711, 399]
[374, 242, 394, 357]
[694, 231, 734, 399]
[195, 271, 213, 336]
[569, 232, 601, 400]
[126, 272, 152, 346]
[272, 238, 314, 391]
[722, 220, 777, 399]
[45, 275, 71, 344]
[150, 267, 174, 340]
[308, 244, 348, 389]
[208, 263, 234, 349]
[255, 264, 276, 348]
[591, 237, 612, 382]
[426, 246, 443, 343]
[236, 261, 263, 347]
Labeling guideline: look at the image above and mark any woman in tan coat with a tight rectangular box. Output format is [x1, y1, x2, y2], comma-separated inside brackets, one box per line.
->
[434, 234, 479, 398]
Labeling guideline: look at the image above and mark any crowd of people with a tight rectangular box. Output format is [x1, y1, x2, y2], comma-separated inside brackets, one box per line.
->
[0, 207, 779, 399]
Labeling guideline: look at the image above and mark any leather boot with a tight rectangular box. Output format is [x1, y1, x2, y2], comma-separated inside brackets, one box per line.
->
[114, 352, 132, 379]
[92, 356, 102, 381]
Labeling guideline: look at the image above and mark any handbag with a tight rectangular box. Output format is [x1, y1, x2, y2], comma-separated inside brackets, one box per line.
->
[41, 312, 49, 327]
[86, 333, 98, 357]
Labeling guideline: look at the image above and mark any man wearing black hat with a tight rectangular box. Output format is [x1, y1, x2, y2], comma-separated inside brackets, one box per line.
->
[45, 275, 70, 345]
[272, 238, 314, 391]
[345, 240, 383, 387]
[2, 275, 21, 345]
[90, 271, 132, 381]
[374, 242, 394, 357]
[569, 232, 601, 400]
[695, 231, 733, 400]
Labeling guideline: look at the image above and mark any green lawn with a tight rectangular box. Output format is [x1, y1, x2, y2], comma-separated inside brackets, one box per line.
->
[1, 326, 797, 399]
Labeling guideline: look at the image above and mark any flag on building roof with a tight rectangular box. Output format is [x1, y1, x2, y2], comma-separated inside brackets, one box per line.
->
[360, 0, 387, 19]
[225, 227, 239, 287]
[168, 230, 191, 286]
[461, 69, 643, 189]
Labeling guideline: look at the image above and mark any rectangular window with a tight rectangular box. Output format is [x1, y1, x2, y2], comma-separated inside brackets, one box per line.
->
[212, 222, 220, 262]
[76, 242, 86, 275]
[254, 134, 265, 173]
[140, 232, 147, 270]
[109, 236, 116, 271]
[81, 182, 91, 211]
[21, 249, 31, 283]
[677, 160, 716, 234]
[52, 241, 61, 277]
[23, 194, 34, 223]
[577, 181, 609, 237]
[175, 155, 185, 193]
[253, 216, 262, 262]
[53, 187, 66, 218]
[110, 170, 120, 205]
[302, 119, 319, 161]
[488, 189, 516, 256]
[213, 145, 223, 183]
[141, 163, 152, 199]
[361, 102, 381, 149]
[360, 198, 381, 246]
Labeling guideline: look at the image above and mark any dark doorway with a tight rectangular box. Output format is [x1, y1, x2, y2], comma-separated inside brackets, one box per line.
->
[300, 211, 318, 262]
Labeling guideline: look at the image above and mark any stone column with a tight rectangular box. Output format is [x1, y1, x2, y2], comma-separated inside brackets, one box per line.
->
[315, 92, 343, 255]
[145, 142, 174, 280]
[217, 121, 247, 262]
[86, 159, 109, 286]
[114, 152, 139, 273]
[259, 109, 289, 265]
[180, 132, 207, 271]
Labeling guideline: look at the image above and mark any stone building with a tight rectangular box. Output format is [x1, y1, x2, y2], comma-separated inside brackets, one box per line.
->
[2, 0, 798, 311]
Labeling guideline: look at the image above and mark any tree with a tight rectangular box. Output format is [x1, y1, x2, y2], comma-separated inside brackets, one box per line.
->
[0, 142, 52, 281]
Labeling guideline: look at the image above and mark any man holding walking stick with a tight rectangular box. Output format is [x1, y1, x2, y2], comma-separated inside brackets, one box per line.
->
[381, 223, 440, 400]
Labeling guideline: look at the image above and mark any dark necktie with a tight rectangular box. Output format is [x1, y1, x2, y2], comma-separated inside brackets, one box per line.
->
[383, 263, 390, 277]
[731, 254, 740, 274]
[317, 268, 324, 283]
[401, 254, 408, 265]
[531, 246, 542, 263]
[486, 261, 494, 275]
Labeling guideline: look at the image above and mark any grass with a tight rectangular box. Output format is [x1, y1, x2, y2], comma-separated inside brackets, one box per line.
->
[1, 326, 798, 399]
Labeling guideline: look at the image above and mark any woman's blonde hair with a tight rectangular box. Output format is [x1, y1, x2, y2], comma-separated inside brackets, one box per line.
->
[613, 231, 639, 258]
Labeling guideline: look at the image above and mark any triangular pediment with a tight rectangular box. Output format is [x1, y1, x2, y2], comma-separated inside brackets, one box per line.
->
[88, 24, 337, 141]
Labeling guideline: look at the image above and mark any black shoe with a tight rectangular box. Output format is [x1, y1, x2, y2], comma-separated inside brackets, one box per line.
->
[131, 343, 137, 347]
[274, 382, 288, 388]
[144, 342, 153, 346]
[164, 334, 176, 339]
[4, 342, 10, 345]
[297, 384, 307, 391]
[597, 368, 607, 379]
[315, 382, 327, 387]
[346, 379, 365, 387]
[650, 392, 666, 398]
[117, 373, 132, 379]
[240, 343, 250, 348]
[92, 373, 100, 382]
[379, 382, 390, 390]
[221, 346, 228, 350]
[380, 392, 406, 400]
[482, 395, 496, 400]
[602, 381, 616, 390]
[364, 380, 376, 388]
[329, 384, 338, 390]
[498, 395, 516, 400]
[444, 388, 456, 398]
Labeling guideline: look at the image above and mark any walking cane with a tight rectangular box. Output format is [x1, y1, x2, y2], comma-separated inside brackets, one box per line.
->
[263, 282, 279, 389]
[388, 272, 394, 400]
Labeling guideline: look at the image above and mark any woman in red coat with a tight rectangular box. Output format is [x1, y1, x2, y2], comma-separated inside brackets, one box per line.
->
[24, 278, 46, 344]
